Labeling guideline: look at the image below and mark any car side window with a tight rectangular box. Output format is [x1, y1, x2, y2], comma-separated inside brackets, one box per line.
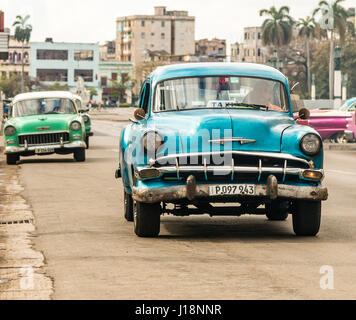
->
[141, 82, 150, 114]
[350, 103, 356, 112]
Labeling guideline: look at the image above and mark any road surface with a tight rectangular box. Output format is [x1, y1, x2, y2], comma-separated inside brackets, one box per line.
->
[1, 118, 356, 300]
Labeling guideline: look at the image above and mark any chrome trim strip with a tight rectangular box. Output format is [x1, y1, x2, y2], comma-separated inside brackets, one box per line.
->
[209, 138, 257, 145]
[5, 141, 86, 154]
[154, 151, 310, 167]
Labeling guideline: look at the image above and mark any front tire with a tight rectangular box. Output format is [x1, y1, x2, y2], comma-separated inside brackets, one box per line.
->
[124, 190, 134, 222]
[134, 201, 161, 238]
[293, 200, 321, 237]
[6, 154, 19, 165]
[74, 148, 86, 162]
[266, 201, 289, 221]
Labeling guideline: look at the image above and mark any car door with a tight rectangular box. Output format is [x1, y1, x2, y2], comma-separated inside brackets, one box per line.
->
[122, 79, 151, 190]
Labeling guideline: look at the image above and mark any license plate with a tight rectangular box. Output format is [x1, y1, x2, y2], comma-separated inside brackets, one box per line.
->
[209, 185, 256, 196]
[35, 147, 55, 154]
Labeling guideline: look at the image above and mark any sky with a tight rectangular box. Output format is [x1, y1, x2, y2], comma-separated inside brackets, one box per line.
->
[1, 0, 355, 46]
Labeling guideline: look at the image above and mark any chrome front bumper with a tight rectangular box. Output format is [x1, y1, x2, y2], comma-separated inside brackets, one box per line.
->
[132, 177, 329, 204]
[4, 141, 87, 154]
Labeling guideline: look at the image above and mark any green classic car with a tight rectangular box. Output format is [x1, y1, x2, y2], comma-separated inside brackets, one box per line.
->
[3, 91, 87, 165]
[73, 95, 93, 149]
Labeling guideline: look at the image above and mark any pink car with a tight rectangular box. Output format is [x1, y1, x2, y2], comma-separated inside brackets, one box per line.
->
[297, 109, 354, 143]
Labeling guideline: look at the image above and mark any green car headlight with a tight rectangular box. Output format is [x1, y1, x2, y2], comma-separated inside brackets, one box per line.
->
[70, 121, 82, 131]
[5, 126, 16, 136]
[300, 133, 322, 156]
[82, 115, 89, 123]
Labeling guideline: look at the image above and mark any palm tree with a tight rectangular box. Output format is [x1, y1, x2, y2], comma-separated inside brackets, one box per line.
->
[314, 0, 349, 99]
[259, 6, 294, 58]
[13, 15, 32, 93]
[297, 16, 318, 97]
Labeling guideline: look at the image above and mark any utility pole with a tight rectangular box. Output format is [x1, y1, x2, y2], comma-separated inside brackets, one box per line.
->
[342, 74, 348, 101]
[311, 74, 316, 100]
[334, 46, 342, 109]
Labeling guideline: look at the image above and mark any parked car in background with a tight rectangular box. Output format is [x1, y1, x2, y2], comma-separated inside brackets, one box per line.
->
[73, 95, 93, 149]
[3, 91, 87, 164]
[116, 63, 328, 238]
[297, 110, 353, 143]
[340, 98, 356, 115]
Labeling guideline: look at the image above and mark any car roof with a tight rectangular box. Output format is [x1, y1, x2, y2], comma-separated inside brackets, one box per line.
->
[12, 91, 78, 104]
[150, 62, 288, 86]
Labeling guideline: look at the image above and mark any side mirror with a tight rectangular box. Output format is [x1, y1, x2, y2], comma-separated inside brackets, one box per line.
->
[298, 108, 310, 120]
[79, 109, 89, 114]
[134, 108, 146, 121]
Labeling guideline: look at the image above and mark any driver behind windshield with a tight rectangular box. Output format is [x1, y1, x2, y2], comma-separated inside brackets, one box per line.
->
[243, 81, 282, 111]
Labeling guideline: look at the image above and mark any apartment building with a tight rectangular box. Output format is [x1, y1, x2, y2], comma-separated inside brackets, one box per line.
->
[30, 39, 99, 89]
[116, 6, 195, 66]
[0, 11, 9, 61]
[0, 36, 30, 79]
[231, 27, 268, 63]
[195, 38, 226, 62]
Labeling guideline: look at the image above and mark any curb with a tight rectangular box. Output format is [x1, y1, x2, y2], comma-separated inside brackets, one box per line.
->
[325, 144, 356, 151]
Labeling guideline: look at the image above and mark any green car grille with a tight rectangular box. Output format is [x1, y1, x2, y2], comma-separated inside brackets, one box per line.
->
[18, 132, 70, 146]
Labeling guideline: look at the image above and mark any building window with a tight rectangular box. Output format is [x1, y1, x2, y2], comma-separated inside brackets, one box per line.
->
[74, 69, 93, 82]
[37, 69, 68, 82]
[74, 50, 94, 61]
[161, 33, 165, 39]
[151, 32, 155, 36]
[37, 49, 68, 60]
[101, 77, 107, 86]
[141, 20, 145, 27]
[258, 33, 261, 39]
[244, 33, 247, 40]
[258, 48, 261, 57]
[218, 48, 223, 54]
[112, 73, 118, 81]
[141, 33, 145, 39]
[161, 21, 165, 27]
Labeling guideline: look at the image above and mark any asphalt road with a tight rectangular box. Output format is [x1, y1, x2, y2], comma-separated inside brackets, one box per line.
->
[12, 119, 356, 300]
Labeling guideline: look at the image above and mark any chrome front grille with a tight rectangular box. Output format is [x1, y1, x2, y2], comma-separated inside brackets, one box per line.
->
[150, 151, 312, 183]
[18, 132, 70, 146]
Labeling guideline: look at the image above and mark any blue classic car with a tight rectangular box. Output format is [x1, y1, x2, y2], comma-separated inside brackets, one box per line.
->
[116, 63, 328, 238]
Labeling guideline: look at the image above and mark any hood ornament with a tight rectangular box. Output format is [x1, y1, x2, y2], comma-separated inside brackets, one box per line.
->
[209, 138, 256, 145]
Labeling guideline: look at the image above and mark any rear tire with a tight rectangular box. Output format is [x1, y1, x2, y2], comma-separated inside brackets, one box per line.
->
[124, 190, 134, 222]
[6, 154, 19, 165]
[134, 201, 161, 238]
[74, 148, 86, 162]
[293, 200, 321, 237]
[266, 201, 289, 221]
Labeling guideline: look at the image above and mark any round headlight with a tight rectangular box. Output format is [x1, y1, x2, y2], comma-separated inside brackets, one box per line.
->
[142, 131, 164, 153]
[5, 126, 16, 136]
[300, 133, 322, 156]
[70, 121, 82, 131]
[82, 115, 89, 123]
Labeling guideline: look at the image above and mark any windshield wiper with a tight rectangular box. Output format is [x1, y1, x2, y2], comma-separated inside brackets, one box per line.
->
[225, 102, 269, 111]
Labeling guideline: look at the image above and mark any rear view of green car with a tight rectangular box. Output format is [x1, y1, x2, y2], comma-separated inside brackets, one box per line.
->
[3, 91, 87, 165]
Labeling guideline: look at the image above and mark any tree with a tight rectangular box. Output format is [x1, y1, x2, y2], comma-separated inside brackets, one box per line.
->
[13, 15, 32, 93]
[89, 88, 98, 99]
[259, 6, 294, 57]
[110, 75, 134, 103]
[297, 16, 318, 97]
[314, 0, 349, 99]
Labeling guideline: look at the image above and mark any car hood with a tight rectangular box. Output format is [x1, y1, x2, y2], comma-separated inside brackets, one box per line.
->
[7, 114, 80, 134]
[150, 109, 294, 154]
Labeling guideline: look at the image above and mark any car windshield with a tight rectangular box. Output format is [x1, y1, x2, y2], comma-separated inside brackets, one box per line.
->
[155, 76, 289, 113]
[13, 98, 77, 117]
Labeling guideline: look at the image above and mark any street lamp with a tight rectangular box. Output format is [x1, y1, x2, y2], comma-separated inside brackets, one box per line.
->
[267, 50, 284, 72]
